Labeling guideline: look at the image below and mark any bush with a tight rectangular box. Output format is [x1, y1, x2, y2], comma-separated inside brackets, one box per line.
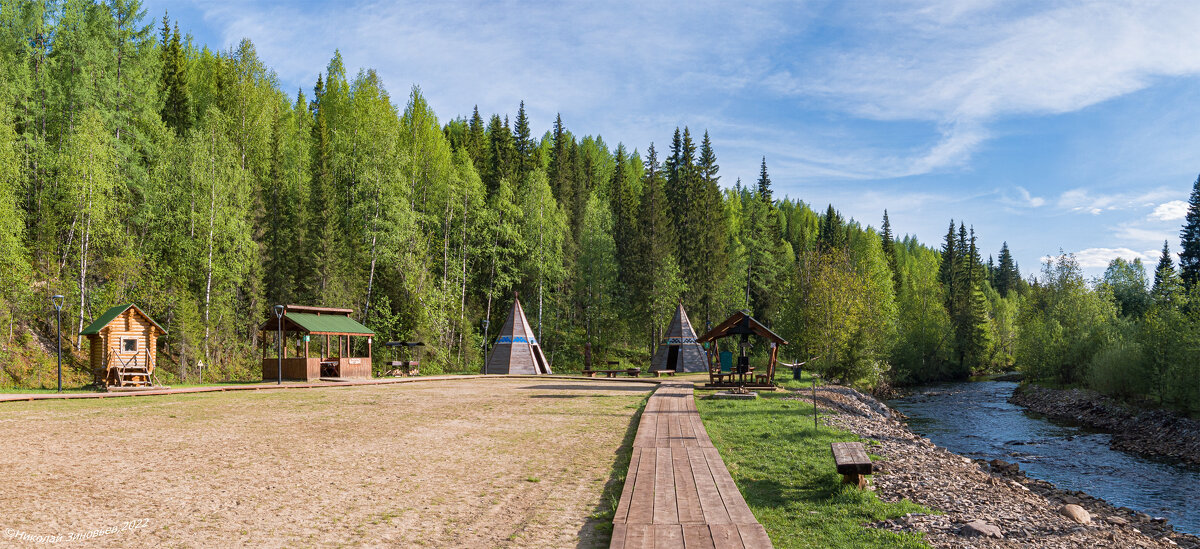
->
[1086, 342, 1147, 399]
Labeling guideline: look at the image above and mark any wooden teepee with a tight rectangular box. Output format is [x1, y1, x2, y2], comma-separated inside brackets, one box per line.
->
[650, 303, 708, 373]
[485, 297, 552, 375]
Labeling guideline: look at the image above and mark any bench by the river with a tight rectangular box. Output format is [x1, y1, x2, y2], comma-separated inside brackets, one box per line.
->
[831, 442, 872, 489]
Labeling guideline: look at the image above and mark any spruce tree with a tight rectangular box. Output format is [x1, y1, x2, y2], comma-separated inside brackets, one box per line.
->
[1179, 173, 1200, 288]
[881, 210, 899, 294]
[757, 157, 772, 203]
[159, 17, 191, 135]
[1152, 240, 1179, 302]
[512, 100, 534, 181]
[996, 242, 1018, 296]
[817, 204, 847, 250]
[694, 131, 728, 327]
[466, 106, 488, 176]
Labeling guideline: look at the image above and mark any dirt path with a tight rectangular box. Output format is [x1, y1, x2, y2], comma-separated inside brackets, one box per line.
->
[0, 378, 653, 548]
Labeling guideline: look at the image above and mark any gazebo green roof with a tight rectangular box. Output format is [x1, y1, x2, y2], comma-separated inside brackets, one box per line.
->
[286, 313, 373, 335]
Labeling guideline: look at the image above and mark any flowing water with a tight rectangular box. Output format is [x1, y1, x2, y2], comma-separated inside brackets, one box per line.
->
[888, 381, 1200, 535]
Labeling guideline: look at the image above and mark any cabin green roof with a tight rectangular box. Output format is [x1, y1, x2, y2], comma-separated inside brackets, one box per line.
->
[283, 313, 374, 336]
[80, 303, 167, 335]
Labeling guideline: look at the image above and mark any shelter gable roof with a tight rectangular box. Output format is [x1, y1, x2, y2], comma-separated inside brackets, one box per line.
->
[80, 303, 167, 336]
[282, 312, 374, 336]
[696, 310, 787, 345]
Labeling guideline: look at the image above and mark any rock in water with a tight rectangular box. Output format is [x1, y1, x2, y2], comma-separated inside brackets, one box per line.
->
[1062, 504, 1091, 524]
[961, 519, 1004, 538]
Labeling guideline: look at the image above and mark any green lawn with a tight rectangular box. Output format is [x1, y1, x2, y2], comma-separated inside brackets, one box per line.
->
[695, 372, 931, 548]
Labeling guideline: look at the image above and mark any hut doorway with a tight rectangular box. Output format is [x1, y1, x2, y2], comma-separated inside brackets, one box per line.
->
[666, 346, 680, 371]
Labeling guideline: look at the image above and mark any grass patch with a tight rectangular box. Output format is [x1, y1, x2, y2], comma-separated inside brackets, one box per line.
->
[696, 375, 930, 548]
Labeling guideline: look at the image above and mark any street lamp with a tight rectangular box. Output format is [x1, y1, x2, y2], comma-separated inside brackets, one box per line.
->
[481, 318, 490, 374]
[51, 295, 64, 393]
[274, 305, 285, 385]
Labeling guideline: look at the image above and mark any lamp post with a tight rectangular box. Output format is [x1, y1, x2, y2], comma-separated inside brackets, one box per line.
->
[51, 295, 64, 393]
[274, 305, 284, 385]
[481, 318, 490, 374]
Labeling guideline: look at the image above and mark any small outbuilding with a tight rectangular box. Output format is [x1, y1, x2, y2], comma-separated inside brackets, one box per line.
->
[81, 303, 167, 388]
[259, 305, 375, 381]
[650, 303, 708, 373]
[485, 297, 551, 375]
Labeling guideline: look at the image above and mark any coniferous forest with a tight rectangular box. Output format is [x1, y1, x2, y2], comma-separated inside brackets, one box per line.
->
[1, 1, 1199, 414]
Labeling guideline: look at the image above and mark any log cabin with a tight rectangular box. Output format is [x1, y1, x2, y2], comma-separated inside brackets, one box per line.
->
[80, 304, 166, 388]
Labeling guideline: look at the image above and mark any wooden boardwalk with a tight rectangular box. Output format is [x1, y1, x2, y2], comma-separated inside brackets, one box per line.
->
[612, 382, 772, 549]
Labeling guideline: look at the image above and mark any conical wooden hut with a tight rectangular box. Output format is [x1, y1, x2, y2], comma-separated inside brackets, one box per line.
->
[485, 298, 551, 375]
[650, 303, 708, 373]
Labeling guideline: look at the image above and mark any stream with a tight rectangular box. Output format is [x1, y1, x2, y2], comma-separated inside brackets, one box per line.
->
[888, 380, 1200, 536]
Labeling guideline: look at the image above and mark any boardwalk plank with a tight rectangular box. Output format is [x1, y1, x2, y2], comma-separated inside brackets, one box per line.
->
[681, 525, 717, 549]
[654, 525, 686, 549]
[735, 524, 772, 548]
[708, 524, 744, 549]
[687, 447, 732, 525]
[653, 448, 679, 524]
[628, 448, 657, 524]
[625, 524, 653, 549]
[614, 446, 643, 524]
[672, 448, 705, 524]
[701, 447, 757, 525]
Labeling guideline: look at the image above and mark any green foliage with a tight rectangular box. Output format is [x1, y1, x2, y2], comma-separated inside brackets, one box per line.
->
[1180, 174, 1200, 289]
[1016, 253, 1117, 384]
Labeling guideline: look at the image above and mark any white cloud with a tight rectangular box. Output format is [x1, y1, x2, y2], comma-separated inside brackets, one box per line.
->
[1011, 186, 1044, 208]
[1056, 187, 1179, 215]
[1057, 247, 1156, 269]
[772, 1, 1200, 172]
[1151, 200, 1188, 221]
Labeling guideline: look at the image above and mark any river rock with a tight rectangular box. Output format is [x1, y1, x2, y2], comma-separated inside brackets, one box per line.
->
[961, 519, 1003, 538]
[1062, 504, 1091, 524]
[1107, 515, 1130, 526]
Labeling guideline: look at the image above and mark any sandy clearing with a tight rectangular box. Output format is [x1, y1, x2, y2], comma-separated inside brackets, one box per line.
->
[0, 378, 653, 548]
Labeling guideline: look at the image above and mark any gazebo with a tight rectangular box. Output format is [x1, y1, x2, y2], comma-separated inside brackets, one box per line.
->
[696, 310, 788, 387]
[259, 305, 375, 381]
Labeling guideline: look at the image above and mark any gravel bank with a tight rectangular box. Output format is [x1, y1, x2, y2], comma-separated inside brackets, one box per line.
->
[797, 385, 1198, 549]
[1009, 384, 1200, 467]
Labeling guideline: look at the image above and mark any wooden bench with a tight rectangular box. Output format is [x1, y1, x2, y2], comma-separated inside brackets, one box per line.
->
[652, 369, 675, 377]
[831, 442, 872, 489]
[582, 368, 641, 378]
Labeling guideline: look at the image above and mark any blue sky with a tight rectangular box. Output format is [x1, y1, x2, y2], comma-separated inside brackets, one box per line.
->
[143, 0, 1200, 279]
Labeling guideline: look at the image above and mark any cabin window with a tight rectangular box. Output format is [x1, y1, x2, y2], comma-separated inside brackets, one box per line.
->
[123, 338, 138, 352]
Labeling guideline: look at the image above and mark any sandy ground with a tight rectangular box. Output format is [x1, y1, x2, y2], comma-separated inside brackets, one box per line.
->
[0, 378, 654, 548]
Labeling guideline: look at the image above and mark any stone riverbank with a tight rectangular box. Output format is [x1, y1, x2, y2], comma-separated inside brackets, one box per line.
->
[1009, 384, 1200, 467]
[798, 385, 1198, 549]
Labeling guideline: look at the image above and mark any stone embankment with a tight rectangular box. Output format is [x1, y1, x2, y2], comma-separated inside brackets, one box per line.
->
[1009, 384, 1200, 467]
[798, 385, 1198, 549]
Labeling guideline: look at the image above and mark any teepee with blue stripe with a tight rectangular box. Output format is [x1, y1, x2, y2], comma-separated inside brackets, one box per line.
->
[485, 297, 551, 374]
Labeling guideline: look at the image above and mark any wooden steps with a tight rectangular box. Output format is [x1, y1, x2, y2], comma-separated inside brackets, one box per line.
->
[611, 382, 771, 548]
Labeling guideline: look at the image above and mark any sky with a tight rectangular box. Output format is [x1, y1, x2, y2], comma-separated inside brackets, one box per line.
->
[142, 0, 1200, 279]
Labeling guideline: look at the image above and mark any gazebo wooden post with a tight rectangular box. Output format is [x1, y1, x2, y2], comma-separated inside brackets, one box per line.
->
[367, 337, 372, 359]
[303, 335, 309, 359]
[768, 343, 779, 381]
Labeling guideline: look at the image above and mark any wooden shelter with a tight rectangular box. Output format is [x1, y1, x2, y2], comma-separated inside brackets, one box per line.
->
[259, 305, 374, 381]
[650, 303, 708, 373]
[485, 297, 551, 375]
[81, 304, 166, 388]
[696, 310, 788, 387]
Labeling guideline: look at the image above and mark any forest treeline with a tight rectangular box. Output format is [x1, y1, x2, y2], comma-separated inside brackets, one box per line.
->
[1, 1, 1198, 413]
